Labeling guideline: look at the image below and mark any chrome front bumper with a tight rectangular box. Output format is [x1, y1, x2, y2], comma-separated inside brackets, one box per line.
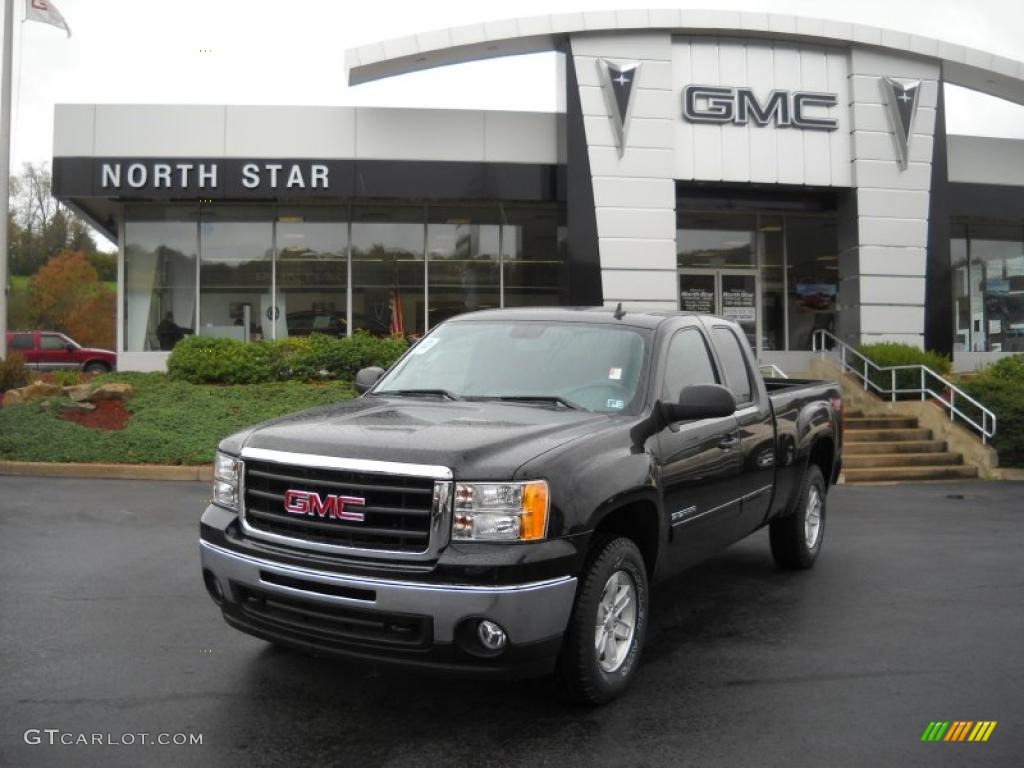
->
[199, 540, 577, 646]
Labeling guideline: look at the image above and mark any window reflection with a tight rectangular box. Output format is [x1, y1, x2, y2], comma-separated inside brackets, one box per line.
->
[351, 207, 424, 337]
[199, 207, 273, 341]
[123, 206, 197, 352]
[427, 207, 500, 326]
[276, 208, 347, 338]
[952, 221, 1024, 352]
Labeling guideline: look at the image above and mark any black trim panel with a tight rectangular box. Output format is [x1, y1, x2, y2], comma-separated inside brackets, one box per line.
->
[51, 157, 562, 203]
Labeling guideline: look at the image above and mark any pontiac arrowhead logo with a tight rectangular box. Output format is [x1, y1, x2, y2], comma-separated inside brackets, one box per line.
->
[880, 76, 921, 171]
[598, 59, 641, 157]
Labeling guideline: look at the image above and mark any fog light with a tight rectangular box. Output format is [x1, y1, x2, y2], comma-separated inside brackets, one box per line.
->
[477, 620, 507, 651]
[203, 569, 224, 604]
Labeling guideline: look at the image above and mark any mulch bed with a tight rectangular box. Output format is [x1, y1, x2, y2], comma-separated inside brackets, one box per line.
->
[59, 399, 131, 431]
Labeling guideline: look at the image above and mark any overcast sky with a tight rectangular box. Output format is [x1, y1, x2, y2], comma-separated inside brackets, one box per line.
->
[4, 0, 1024, 171]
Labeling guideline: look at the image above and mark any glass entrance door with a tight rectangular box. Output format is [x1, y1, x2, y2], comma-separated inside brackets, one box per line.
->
[679, 269, 761, 353]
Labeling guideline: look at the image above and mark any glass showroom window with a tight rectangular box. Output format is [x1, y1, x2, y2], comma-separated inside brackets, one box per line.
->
[275, 208, 348, 339]
[502, 205, 566, 307]
[351, 206, 425, 337]
[123, 206, 198, 352]
[759, 215, 785, 351]
[677, 212, 757, 269]
[952, 222, 1024, 352]
[786, 216, 839, 351]
[427, 207, 501, 327]
[199, 207, 273, 341]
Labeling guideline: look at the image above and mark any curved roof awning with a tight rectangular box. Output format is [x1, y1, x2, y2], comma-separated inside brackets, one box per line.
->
[345, 9, 1024, 107]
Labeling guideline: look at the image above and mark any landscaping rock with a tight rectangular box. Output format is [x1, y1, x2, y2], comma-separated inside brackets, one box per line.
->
[59, 401, 97, 413]
[2, 381, 62, 406]
[83, 383, 134, 403]
[64, 384, 93, 402]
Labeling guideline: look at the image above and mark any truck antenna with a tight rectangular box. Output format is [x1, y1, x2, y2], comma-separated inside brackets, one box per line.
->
[613, 302, 626, 320]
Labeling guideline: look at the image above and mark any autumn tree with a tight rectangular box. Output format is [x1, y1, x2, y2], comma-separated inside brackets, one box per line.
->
[29, 251, 115, 348]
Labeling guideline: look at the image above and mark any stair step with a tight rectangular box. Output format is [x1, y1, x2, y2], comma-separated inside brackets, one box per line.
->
[845, 417, 919, 429]
[844, 465, 979, 483]
[845, 440, 947, 455]
[845, 427, 932, 442]
[844, 452, 963, 468]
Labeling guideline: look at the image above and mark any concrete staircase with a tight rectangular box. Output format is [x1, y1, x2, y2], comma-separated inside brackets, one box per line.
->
[844, 412, 979, 483]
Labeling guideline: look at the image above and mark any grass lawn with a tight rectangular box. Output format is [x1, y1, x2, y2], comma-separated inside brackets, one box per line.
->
[0, 372, 354, 465]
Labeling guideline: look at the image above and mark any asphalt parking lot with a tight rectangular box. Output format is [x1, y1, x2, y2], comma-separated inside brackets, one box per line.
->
[0, 475, 1021, 767]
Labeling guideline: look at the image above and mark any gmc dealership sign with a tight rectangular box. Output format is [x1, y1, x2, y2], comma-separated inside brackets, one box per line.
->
[682, 85, 839, 131]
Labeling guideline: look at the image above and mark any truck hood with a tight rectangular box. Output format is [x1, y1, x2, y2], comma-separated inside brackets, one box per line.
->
[237, 396, 614, 479]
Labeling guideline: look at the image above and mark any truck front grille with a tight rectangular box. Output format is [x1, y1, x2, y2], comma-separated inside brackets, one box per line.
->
[241, 455, 450, 559]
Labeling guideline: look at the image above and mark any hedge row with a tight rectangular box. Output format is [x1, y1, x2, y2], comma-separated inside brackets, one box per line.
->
[960, 355, 1024, 467]
[856, 342, 952, 394]
[167, 332, 407, 384]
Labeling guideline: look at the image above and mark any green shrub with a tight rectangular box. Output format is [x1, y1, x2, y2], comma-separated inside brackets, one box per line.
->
[961, 354, 1024, 467]
[167, 332, 407, 384]
[857, 342, 952, 395]
[52, 370, 81, 387]
[0, 353, 30, 392]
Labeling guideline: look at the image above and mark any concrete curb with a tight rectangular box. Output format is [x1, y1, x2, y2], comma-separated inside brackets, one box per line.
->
[0, 461, 213, 482]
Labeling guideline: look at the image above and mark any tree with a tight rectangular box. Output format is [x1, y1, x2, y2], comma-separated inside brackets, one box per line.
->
[30, 251, 114, 348]
[8, 162, 101, 277]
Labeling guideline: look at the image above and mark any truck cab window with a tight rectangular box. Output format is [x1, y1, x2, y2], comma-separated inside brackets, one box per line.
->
[662, 328, 718, 401]
[10, 334, 32, 350]
[711, 327, 754, 404]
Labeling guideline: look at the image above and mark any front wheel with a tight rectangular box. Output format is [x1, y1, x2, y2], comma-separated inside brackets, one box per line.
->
[769, 464, 826, 570]
[83, 362, 110, 374]
[554, 535, 649, 704]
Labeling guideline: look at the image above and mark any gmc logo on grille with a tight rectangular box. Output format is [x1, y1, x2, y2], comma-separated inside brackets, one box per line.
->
[283, 490, 366, 522]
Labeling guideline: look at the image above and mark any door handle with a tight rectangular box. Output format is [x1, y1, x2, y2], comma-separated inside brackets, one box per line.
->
[718, 435, 740, 450]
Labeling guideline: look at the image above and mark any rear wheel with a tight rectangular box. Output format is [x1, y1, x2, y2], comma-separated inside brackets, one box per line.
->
[83, 362, 110, 374]
[769, 464, 826, 570]
[554, 535, 648, 704]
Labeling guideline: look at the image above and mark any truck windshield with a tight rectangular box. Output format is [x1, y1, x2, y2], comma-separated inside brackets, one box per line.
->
[374, 321, 650, 413]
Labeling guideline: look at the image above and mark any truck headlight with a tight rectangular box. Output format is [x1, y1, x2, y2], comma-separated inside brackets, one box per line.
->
[452, 480, 549, 541]
[213, 452, 241, 511]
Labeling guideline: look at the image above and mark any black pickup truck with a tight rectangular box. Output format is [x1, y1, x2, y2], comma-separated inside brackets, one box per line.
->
[200, 308, 842, 703]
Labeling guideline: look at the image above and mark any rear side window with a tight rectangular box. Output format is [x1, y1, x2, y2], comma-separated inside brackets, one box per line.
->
[40, 335, 65, 351]
[711, 327, 754, 404]
[10, 333, 32, 350]
[662, 329, 718, 401]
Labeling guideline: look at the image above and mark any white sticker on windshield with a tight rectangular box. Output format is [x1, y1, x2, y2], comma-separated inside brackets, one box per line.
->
[606, 399, 624, 410]
[608, 367, 623, 380]
[412, 337, 439, 355]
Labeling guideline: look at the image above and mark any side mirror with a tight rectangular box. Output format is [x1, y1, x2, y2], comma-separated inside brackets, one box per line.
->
[354, 366, 385, 395]
[658, 384, 736, 426]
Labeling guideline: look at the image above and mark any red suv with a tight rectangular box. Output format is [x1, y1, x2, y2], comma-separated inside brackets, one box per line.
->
[6, 331, 116, 373]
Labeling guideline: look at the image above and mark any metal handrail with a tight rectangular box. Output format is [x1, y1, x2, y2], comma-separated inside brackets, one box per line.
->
[812, 329, 996, 444]
[759, 363, 789, 379]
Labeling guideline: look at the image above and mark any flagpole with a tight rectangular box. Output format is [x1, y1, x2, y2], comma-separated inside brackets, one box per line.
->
[0, 0, 13, 361]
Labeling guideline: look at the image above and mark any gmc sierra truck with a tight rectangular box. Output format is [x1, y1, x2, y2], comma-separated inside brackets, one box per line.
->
[200, 308, 842, 703]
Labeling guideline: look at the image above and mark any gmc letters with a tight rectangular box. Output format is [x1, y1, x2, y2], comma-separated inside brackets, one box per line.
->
[683, 86, 839, 131]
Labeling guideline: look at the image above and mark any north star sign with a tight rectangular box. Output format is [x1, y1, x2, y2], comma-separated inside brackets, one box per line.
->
[682, 85, 839, 131]
[99, 161, 331, 190]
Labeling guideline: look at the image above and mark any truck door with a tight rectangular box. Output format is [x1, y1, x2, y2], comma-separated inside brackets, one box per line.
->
[656, 327, 743, 570]
[37, 333, 74, 371]
[709, 325, 775, 537]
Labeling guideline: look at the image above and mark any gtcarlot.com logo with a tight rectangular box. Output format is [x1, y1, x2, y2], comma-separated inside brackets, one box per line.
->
[921, 721, 997, 742]
[24, 729, 203, 747]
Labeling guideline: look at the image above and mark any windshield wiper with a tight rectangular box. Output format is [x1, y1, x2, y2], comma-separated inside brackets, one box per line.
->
[484, 395, 582, 410]
[374, 388, 462, 401]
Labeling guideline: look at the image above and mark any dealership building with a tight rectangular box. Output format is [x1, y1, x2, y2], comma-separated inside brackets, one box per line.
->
[51, 10, 1024, 371]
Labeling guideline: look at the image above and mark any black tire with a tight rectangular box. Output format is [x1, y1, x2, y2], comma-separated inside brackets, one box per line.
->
[83, 362, 109, 374]
[770, 464, 826, 570]
[554, 535, 649, 704]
